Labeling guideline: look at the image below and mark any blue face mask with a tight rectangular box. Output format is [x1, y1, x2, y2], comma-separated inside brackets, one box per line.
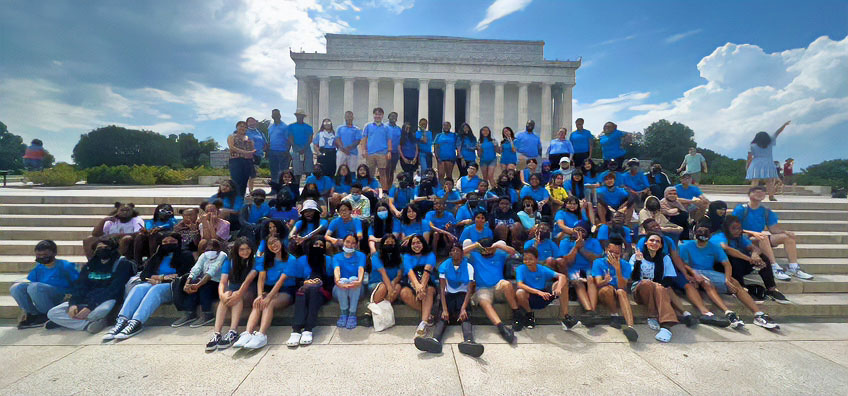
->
[351, 193, 362, 201]
[377, 211, 388, 220]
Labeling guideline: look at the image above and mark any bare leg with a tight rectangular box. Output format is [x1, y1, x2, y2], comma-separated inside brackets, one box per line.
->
[258, 293, 291, 334]
[421, 286, 436, 322]
[770, 233, 798, 263]
[587, 278, 599, 310]
[516, 289, 531, 311]
[400, 287, 422, 311]
[684, 284, 711, 315]
[755, 236, 778, 265]
[616, 288, 634, 326]
[702, 282, 729, 312]
[556, 280, 569, 317]
[766, 178, 776, 199]
[372, 283, 388, 304]
[727, 277, 759, 313]
[499, 281, 519, 310]
[478, 300, 503, 325]
[229, 298, 245, 331]
[598, 285, 617, 314]
[572, 280, 593, 311]
[83, 236, 98, 259]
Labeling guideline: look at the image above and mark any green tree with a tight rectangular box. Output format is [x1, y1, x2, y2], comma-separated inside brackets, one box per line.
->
[797, 159, 848, 190]
[176, 132, 219, 168]
[0, 121, 26, 171]
[641, 119, 696, 175]
[72, 125, 181, 168]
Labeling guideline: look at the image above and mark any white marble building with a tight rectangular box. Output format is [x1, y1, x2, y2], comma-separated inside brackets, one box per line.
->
[291, 34, 579, 144]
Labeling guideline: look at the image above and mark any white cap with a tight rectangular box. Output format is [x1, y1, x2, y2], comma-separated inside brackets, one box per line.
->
[559, 157, 570, 164]
[299, 200, 321, 213]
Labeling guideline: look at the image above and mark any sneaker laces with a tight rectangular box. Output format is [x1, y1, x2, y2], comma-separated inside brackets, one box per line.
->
[110, 317, 128, 333]
[121, 320, 139, 334]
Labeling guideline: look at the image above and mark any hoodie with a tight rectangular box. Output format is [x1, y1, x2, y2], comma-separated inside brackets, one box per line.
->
[660, 186, 687, 218]
[638, 195, 682, 235]
[68, 256, 134, 308]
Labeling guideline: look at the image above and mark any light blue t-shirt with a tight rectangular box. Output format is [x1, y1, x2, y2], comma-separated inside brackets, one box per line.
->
[288, 123, 314, 150]
[268, 121, 289, 151]
[516, 264, 558, 290]
[514, 130, 542, 157]
[394, 219, 427, 237]
[336, 125, 363, 155]
[27, 259, 79, 294]
[145, 217, 178, 231]
[364, 122, 390, 155]
[500, 140, 517, 165]
[369, 253, 401, 285]
[597, 224, 633, 244]
[519, 185, 550, 202]
[459, 135, 477, 161]
[255, 254, 302, 286]
[523, 239, 558, 262]
[479, 139, 497, 163]
[731, 204, 778, 232]
[416, 129, 433, 153]
[246, 128, 266, 158]
[710, 231, 753, 252]
[679, 240, 728, 271]
[305, 175, 334, 195]
[591, 257, 633, 288]
[294, 219, 329, 237]
[599, 129, 625, 160]
[402, 252, 437, 276]
[569, 129, 594, 154]
[547, 139, 574, 156]
[469, 250, 509, 288]
[387, 124, 402, 153]
[675, 184, 703, 200]
[434, 132, 458, 161]
[327, 217, 363, 239]
[637, 235, 679, 255]
[158, 254, 176, 276]
[460, 225, 493, 243]
[425, 211, 456, 230]
[459, 175, 482, 194]
[684, 153, 706, 173]
[597, 187, 630, 208]
[558, 238, 603, 274]
[333, 251, 366, 279]
[620, 171, 650, 192]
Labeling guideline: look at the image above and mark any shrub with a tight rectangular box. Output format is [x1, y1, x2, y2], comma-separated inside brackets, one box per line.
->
[85, 165, 133, 184]
[128, 165, 157, 185]
[23, 164, 82, 186]
[153, 166, 185, 185]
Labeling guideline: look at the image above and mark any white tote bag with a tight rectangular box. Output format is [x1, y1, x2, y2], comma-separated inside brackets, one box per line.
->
[367, 286, 395, 332]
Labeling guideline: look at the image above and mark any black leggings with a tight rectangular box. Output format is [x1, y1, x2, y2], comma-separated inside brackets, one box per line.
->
[293, 285, 327, 333]
[431, 292, 474, 342]
[668, 211, 690, 240]
[179, 281, 219, 313]
[729, 256, 776, 290]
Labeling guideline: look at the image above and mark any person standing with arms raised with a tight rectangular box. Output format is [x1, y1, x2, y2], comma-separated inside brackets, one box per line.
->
[514, 120, 542, 167]
[746, 121, 790, 201]
[599, 121, 629, 171]
[570, 118, 594, 167]
[267, 109, 290, 184]
[288, 109, 315, 187]
[361, 107, 392, 192]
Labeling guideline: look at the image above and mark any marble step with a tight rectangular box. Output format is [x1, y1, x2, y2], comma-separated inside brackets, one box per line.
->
[772, 210, 848, 221]
[0, 204, 197, 216]
[0, 241, 85, 256]
[0, 196, 208, 205]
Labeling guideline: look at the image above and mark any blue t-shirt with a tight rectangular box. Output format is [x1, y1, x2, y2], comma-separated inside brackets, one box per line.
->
[500, 140, 517, 165]
[569, 129, 594, 154]
[598, 170, 625, 187]
[364, 122, 391, 155]
[425, 211, 456, 230]
[460, 225, 494, 243]
[27, 259, 79, 294]
[523, 239, 558, 262]
[620, 171, 650, 192]
[268, 121, 289, 151]
[679, 240, 728, 271]
[439, 258, 473, 290]
[675, 184, 703, 200]
[327, 217, 363, 239]
[435, 188, 462, 208]
[597, 224, 633, 243]
[402, 252, 437, 276]
[288, 123, 313, 150]
[387, 124, 402, 153]
[459, 175, 482, 194]
[516, 264, 558, 290]
[210, 194, 243, 211]
[370, 253, 401, 285]
[554, 210, 584, 233]
[294, 219, 329, 237]
[158, 254, 176, 276]
[459, 135, 477, 161]
[388, 186, 415, 209]
[710, 231, 753, 253]
[244, 203, 271, 224]
[548, 139, 574, 156]
[354, 177, 380, 191]
[469, 250, 509, 288]
[514, 131, 541, 157]
[334, 179, 353, 194]
[591, 257, 633, 288]
[520, 185, 550, 202]
[296, 254, 332, 278]
[434, 132, 458, 161]
[255, 254, 301, 286]
[731, 204, 778, 232]
[416, 129, 433, 153]
[394, 219, 427, 237]
[336, 125, 363, 155]
[400, 135, 418, 159]
[598, 187, 630, 208]
[636, 235, 679, 255]
[333, 251, 366, 279]
[599, 129, 626, 159]
[305, 175, 334, 195]
[246, 128, 266, 158]
[145, 217, 178, 231]
[558, 238, 603, 274]
[479, 139, 497, 163]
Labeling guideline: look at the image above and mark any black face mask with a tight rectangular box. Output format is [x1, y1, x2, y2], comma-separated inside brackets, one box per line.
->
[160, 243, 178, 254]
[94, 247, 115, 259]
[498, 180, 509, 188]
[253, 198, 265, 205]
[540, 232, 551, 240]
[35, 255, 55, 264]
[468, 200, 478, 209]
[646, 201, 660, 211]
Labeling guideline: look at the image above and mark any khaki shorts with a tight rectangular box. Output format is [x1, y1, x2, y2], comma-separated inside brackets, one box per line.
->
[473, 279, 513, 304]
[367, 154, 388, 171]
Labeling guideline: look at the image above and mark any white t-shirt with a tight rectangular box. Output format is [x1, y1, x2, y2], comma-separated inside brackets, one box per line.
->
[103, 217, 144, 234]
[439, 262, 475, 293]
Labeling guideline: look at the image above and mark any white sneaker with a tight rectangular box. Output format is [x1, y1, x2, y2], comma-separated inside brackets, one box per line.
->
[286, 332, 302, 347]
[244, 332, 268, 349]
[787, 268, 814, 280]
[647, 318, 660, 331]
[772, 266, 791, 281]
[232, 331, 253, 348]
[300, 331, 313, 345]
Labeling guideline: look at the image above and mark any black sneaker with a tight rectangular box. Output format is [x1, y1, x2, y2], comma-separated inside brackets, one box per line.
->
[206, 332, 221, 351]
[699, 314, 730, 328]
[85, 318, 108, 334]
[498, 323, 515, 343]
[18, 314, 48, 329]
[171, 312, 197, 328]
[767, 290, 790, 304]
[609, 315, 624, 329]
[679, 313, 699, 328]
[623, 326, 639, 342]
[360, 313, 373, 328]
[103, 316, 128, 341]
[561, 315, 580, 331]
[580, 311, 599, 328]
[525, 312, 536, 329]
[726, 311, 745, 329]
[458, 341, 485, 357]
[414, 336, 442, 354]
[512, 310, 525, 332]
[189, 312, 215, 328]
[218, 330, 239, 350]
[44, 320, 61, 330]
[114, 319, 143, 339]
[754, 313, 779, 330]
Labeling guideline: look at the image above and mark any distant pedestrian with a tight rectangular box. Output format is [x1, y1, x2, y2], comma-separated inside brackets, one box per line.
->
[335, 111, 362, 171]
[23, 139, 46, 171]
[677, 147, 708, 185]
[746, 121, 790, 201]
[783, 158, 795, 186]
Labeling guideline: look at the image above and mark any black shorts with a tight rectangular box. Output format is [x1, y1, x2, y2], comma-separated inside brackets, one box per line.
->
[528, 288, 555, 310]
[263, 284, 297, 298]
[444, 291, 470, 323]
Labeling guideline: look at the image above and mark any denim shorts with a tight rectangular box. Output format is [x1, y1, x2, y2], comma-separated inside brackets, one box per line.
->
[696, 269, 729, 294]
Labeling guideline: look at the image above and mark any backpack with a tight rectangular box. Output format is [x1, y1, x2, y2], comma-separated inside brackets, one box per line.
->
[739, 204, 772, 231]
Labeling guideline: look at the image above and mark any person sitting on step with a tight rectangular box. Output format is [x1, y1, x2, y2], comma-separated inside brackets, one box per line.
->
[12, 240, 80, 329]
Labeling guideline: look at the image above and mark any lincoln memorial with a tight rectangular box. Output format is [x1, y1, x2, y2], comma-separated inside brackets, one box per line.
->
[291, 34, 580, 144]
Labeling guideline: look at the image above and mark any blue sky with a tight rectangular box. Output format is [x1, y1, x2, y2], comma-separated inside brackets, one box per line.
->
[1, 0, 846, 168]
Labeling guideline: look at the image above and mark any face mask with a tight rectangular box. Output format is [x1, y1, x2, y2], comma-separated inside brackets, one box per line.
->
[540, 232, 551, 240]
[160, 244, 178, 254]
[158, 209, 174, 219]
[377, 211, 388, 220]
[203, 251, 220, 260]
[253, 198, 265, 205]
[343, 246, 355, 254]
[695, 231, 710, 241]
[498, 180, 509, 187]
[468, 201, 478, 209]
[646, 201, 660, 211]
[35, 255, 55, 264]
[94, 247, 114, 259]
[351, 193, 362, 201]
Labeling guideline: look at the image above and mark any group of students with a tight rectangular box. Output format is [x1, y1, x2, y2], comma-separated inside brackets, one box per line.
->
[11, 114, 814, 358]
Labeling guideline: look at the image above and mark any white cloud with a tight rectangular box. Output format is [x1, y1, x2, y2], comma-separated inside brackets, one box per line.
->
[365, 0, 414, 14]
[115, 121, 195, 134]
[591, 34, 637, 47]
[665, 29, 702, 44]
[575, 35, 848, 164]
[183, 81, 267, 121]
[475, 0, 532, 31]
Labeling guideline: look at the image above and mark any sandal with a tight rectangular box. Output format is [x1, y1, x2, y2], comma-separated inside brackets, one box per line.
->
[655, 328, 672, 343]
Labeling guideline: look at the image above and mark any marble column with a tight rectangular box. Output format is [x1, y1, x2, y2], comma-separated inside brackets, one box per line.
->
[552, 85, 562, 132]
[469, 80, 480, 130]
[518, 82, 529, 126]
[562, 84, 574, 137]
[418, 79, 429, 123]
[318, 77, 330, 123]
[296, 76, 308, 112]
[343, 78, 354, 112]
[368, 78, 379, 113]
[393, 78, 404, 120]
[494, 81, 505, 139]
[541, 82, 552, 142]
[310, 80, 319, 128]
[444, 79, 456, 129]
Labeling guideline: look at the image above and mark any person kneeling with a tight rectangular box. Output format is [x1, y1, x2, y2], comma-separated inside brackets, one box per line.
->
[516, 247, 579, 331]
[415, 243, 484, 357]
[592, 237, 638, 342]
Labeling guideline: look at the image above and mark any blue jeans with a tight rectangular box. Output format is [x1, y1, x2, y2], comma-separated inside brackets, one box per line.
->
[420, 152, 433, 174]
[268, 150, 291, 184]
[10, 282, 65, 315]
[333, 285, 362, 315]
[229, 158, 253, 197]
[119, 282, 173, 323]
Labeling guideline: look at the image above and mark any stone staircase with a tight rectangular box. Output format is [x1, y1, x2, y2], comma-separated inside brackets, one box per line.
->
[698, 184, 831, 196]
[0, 187, 846, 323]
